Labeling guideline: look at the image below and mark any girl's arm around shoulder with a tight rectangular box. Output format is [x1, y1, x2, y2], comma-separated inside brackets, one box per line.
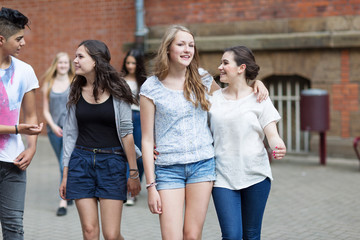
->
[264, 122, 286, 160]
[140, 95, 162, 214]
[210, 79, 221, 94]
[207, 73, 269, 102]
[252, 80, 269, 103]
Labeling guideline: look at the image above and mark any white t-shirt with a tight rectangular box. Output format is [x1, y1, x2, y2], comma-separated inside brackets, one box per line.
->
[125, 79, 140, 111]
[0, 56, 39, 163]
[208, 89, 281, 190]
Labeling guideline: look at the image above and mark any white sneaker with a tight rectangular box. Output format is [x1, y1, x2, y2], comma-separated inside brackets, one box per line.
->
[125, 193, 136, 206]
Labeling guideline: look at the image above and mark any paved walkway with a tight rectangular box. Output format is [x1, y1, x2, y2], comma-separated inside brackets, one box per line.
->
[2, 136, 360, 239]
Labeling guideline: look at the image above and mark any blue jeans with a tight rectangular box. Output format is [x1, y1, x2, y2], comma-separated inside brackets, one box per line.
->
[0, 162, 26, 240]
[212, 178, 271, 240]
[126, 111, 144, 182]
[47, 130, 64, 183]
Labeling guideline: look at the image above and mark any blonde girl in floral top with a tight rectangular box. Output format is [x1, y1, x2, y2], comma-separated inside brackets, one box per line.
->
[140, 25, 269, 240]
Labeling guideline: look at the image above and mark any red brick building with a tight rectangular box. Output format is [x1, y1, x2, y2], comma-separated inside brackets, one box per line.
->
[1, 0, 359, 158]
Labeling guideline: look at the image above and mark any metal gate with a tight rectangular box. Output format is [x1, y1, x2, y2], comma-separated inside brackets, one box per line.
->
[264, 75, 311, 153]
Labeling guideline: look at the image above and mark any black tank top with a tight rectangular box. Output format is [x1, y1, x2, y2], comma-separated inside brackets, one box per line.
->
[75, 95, 121, 148]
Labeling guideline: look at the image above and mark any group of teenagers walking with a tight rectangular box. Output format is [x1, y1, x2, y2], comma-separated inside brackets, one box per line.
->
[0, 7, 286, 240]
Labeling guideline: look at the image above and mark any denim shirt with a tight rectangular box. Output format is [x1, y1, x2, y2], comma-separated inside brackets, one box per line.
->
[62, 96, 141, 167]
[140, 68, 214, 166]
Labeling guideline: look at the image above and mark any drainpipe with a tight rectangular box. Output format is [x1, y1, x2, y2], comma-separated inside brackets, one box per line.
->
[135, 0, 148, 51]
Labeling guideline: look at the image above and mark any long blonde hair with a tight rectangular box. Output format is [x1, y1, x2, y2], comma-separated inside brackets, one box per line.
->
[42, 52, 75, 97]
[154, 25, 210, 111]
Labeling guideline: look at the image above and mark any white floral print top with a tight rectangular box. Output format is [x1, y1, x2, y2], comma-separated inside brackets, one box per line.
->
[140, 68, 214, 166]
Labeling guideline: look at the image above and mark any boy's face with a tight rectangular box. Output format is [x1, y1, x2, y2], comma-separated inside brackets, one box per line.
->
[1, 29, 26, 57]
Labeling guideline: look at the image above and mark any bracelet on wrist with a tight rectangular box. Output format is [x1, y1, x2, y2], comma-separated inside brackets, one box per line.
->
[15, 125, 18, 135]
[129, 172, 139, 179]
[146, 182, 157, 189]
[130, 171, 139, 177]
[129, 169, 138, 172]
[129, 175, 140, 180]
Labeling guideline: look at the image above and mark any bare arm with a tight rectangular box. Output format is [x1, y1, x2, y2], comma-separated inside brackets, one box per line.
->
[209, 78, 268, 102]
[209, 79, 221, 94]
[14, 89, 43, 170]
[140, 95, 162, 214]
[252, 80, 269, 102]
[122, 133, 141, 197]
[59, 166, 68, 199]
[42, 85, 62, 137]
[0, 123, 42, 135]
[264, 121, 286, 160]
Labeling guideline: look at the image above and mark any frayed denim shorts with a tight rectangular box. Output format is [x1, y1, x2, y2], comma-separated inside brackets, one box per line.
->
[66, 146, 127, 201]
[155, 157, 216, 190]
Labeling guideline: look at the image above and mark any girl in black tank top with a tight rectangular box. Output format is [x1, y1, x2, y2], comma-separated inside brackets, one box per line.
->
[59, 40, 141, 240]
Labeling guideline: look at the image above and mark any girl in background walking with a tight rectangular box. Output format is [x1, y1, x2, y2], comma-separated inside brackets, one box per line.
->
[121, 49, 147, 206]
[42, 52, 74, 216]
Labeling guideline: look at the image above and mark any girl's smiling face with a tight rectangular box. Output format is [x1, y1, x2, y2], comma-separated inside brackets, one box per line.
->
[168, 30, 195, 67]
[218, 51, 245, 84]
[56, 55, 71, 75]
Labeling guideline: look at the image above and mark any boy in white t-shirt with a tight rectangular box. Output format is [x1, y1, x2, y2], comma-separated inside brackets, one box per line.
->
[0, 7, 43, 240]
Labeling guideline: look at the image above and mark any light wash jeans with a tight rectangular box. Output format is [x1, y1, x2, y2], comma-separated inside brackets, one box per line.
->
[212, 178, 271, 240]
[48, 130, 64, 182]
[0, 161, 26, 240]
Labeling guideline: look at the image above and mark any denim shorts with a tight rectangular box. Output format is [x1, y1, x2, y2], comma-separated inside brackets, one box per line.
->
[155, 157, 216, 190]
[66, 146, 127, 201]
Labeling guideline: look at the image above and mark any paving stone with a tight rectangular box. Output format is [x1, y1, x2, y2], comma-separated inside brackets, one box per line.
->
[1, 137, 360, 239]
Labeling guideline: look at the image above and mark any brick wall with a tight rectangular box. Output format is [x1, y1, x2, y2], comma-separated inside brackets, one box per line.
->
[143, 0, 360, 142]
[1, 0, 360, 143]
[1, 0, 136, 126]
[145, 0, 360, 26]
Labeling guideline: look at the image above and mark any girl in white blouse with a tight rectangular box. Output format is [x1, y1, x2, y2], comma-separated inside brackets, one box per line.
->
[209, 45, 286, 240]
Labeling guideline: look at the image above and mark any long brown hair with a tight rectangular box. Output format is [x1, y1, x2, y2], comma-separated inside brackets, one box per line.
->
[153, 25, 210, 111]
[67, 40, 135, 107]
[42, 52, 75, 97]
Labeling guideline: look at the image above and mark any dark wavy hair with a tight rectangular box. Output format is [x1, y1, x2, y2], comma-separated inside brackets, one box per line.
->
[68, 40, 135, 107]
[0, 7, 29, 39]
[121, 48, 147, 98]
[224, 46, 260, 83]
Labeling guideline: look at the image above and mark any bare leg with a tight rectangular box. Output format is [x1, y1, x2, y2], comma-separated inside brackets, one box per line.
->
[158, 188, 185, 240]
[75, 198, 100, 240]
[183, 181, 213, 240]
[59, 199, 67, 208]
[99, 198, 124, 240]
